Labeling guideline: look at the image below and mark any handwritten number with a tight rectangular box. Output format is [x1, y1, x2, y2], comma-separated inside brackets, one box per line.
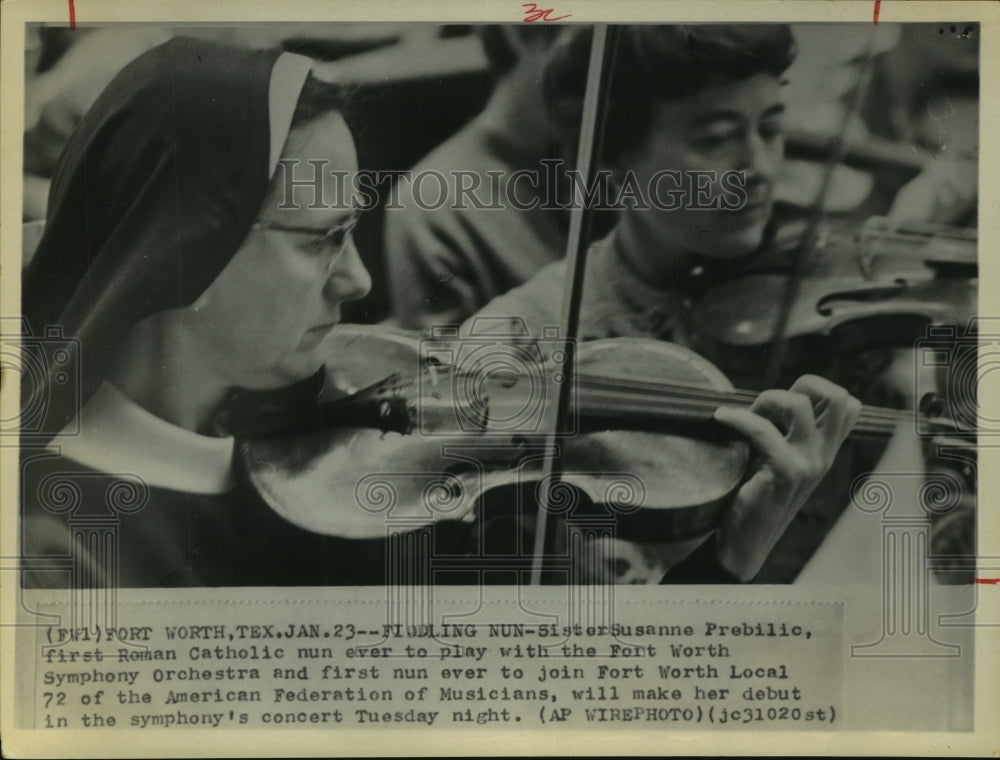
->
[522, 2, 571, 22]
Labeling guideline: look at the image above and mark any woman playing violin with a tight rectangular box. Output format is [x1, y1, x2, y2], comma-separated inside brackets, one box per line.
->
[468, 25, 866, 583]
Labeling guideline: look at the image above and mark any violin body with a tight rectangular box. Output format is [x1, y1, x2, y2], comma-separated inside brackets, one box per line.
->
[237, 325, 749, 542]
[682, 216, 978, 383]
[747, 216, 977, 279]
[684, 274, 976, 381]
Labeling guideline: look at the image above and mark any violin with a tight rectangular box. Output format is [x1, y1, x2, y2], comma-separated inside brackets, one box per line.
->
[681, 216, 978, 384]
[229, 324, 922, 547]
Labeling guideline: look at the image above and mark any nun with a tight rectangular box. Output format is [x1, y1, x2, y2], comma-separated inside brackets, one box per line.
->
[21, 37, 382, 587]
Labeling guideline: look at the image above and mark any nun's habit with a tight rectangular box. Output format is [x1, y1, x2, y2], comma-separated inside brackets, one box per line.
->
[20, 37, 385, 587]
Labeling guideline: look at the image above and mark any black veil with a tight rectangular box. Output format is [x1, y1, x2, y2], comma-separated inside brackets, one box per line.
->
[23, 37, 284, 441]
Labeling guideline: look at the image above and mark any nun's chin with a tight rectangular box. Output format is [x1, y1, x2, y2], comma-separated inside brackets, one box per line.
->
[233, 353, 326, 393]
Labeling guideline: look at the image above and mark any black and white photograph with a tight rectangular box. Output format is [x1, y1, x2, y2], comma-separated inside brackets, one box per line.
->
[2, 0, 996, 756]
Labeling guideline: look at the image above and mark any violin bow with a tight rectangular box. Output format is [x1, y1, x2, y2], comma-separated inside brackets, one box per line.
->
[530, 24, 619, 586]
[762, 26, 886, 388]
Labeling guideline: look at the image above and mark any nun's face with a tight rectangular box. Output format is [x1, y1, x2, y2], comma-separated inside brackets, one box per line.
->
[187, 112, 372, 389]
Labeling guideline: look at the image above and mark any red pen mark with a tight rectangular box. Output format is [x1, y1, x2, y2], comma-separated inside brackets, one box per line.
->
[974, 578, 1000, 585]
[68, 0, 77, 30]
[872, 0, 881, 25]
[522, 2, 571, 22]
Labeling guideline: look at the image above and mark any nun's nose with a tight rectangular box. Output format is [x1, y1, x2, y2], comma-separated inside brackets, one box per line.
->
[324, 237, 371, 304]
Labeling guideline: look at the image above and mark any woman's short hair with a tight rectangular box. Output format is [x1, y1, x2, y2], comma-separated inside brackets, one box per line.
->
[547, 25, 797, 165]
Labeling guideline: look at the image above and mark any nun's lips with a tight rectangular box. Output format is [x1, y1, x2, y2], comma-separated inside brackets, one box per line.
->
[309, 322, 339, 335]
[302, 322, 339, 344]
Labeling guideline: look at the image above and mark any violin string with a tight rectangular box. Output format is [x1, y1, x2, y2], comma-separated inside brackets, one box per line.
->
[578, 404, 903, 436]
[574, 387, 903, 435]
[575, 386, 910, 431]
[448, 366, 938, 432]
[575, 390, 909, 435]
[447, 365, 910, 425]
[580, 376, 912, 425]
[576, 386, 964, 437]
[575, 373, 912, 425]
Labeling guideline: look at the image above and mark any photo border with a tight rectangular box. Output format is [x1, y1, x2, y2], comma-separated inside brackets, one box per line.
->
[2, 0, 998, 756]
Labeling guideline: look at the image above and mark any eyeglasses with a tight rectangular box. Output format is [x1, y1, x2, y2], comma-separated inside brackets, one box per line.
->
[251, 216, 359, 272]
